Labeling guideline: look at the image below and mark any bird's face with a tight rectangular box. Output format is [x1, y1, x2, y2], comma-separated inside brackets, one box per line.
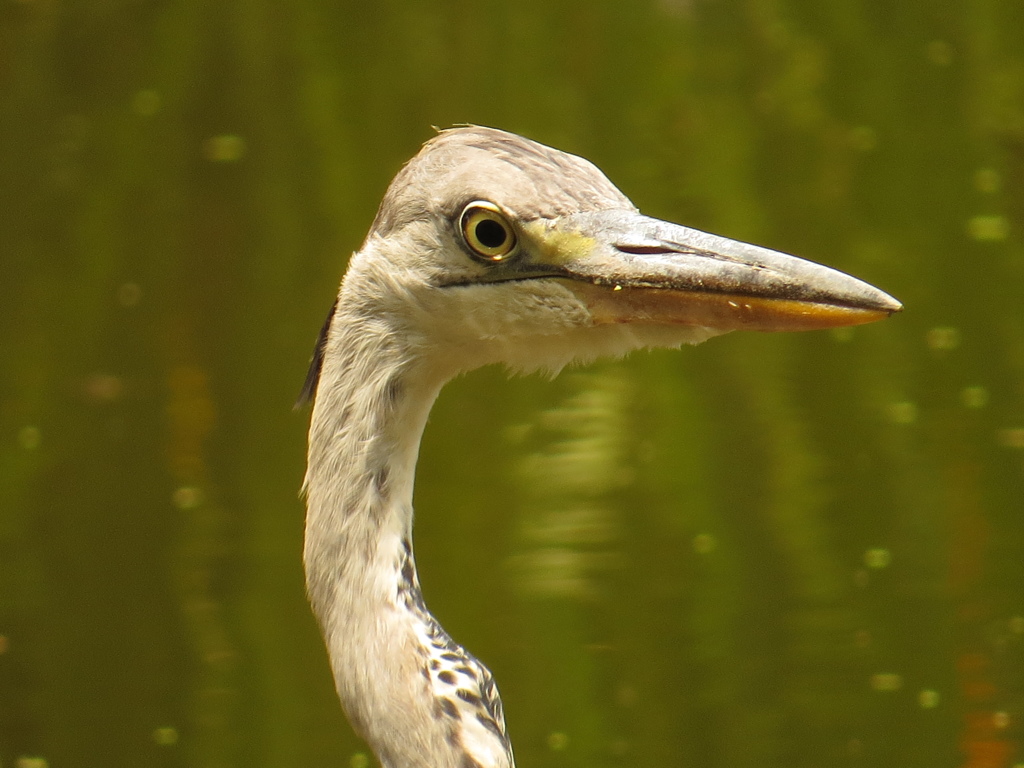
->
[341, 128, 900, 377]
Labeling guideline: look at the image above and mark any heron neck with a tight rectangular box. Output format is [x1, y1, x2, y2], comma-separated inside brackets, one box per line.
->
[303, 313, 439, 623]
[302, 300, 513, 768]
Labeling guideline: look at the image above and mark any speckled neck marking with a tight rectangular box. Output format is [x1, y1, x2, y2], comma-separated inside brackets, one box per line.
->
[396, 538, 513, 767]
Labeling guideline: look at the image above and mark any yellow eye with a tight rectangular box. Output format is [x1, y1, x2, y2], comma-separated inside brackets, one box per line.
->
[460, 202, 516, 261]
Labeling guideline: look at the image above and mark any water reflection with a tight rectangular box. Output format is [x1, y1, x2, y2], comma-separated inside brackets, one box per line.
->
[509, 371, 631, 602]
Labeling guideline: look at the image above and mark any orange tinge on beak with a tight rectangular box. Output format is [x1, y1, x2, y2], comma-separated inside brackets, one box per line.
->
[567, 282, 897, 333]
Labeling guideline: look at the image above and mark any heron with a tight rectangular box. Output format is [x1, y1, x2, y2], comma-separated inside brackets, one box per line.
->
[300, 126, 901, 768]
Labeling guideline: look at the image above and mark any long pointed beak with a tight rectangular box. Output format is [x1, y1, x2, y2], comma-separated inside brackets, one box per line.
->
[521, 210, 902, 332]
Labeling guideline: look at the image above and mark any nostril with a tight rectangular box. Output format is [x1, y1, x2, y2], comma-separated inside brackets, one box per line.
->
[614, 244, 677, 255]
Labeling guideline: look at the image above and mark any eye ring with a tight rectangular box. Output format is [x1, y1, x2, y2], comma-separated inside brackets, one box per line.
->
[460, 202, 517, 262]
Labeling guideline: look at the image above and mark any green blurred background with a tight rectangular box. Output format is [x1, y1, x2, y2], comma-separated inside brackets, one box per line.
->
[2, 1, 1023, 767]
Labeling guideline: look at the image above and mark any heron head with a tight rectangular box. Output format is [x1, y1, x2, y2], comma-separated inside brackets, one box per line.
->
[316, 127, 901, 387]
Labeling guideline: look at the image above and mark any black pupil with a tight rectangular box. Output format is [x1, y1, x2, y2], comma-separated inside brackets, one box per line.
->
[474, 218, 508, 249]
